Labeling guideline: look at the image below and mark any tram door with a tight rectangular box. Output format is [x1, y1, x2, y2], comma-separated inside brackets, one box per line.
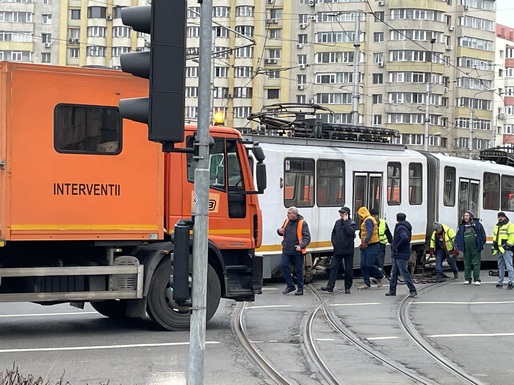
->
[458, 178, 480, 222]
[353, 172, 382, 226]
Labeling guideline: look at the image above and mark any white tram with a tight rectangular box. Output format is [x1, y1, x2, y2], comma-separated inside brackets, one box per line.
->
[244, 104, 514, 278]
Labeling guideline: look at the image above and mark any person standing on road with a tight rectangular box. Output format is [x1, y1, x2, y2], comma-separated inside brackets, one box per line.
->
[278, 206, 311, 296]
[385, 213, 417, 298]
[429, 222, 459, 280]
[369, 208, 393, 272]
[321, 206, 356, 294]
[455, 210, 486, 285]
[492, 211, 514, 290]
[357, 206, 384, 290]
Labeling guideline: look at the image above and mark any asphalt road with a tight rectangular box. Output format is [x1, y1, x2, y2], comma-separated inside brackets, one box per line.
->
[1, 269, 513, 385]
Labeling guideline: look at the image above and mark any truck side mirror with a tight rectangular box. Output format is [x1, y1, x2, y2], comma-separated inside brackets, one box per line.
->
[256, 163, 266, 193]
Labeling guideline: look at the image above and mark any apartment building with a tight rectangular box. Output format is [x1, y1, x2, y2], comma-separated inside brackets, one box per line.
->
[0, 0, 499, 156]
[495, 24, 514, 147]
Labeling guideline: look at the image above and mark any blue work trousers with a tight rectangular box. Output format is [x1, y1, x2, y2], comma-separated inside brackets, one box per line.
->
[435, 249, 458, 274]
[497, 250, 514, 285]
[389, 258, 417, 295]
[360, 243, 383, 287]
[281, 252, 305, 289]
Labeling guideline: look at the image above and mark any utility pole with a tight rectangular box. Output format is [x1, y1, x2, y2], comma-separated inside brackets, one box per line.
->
[424, 38, 436, 151]
[352, 11, 361, 125]
[469, 110, 473, 159]
[188, 0, 212, 383]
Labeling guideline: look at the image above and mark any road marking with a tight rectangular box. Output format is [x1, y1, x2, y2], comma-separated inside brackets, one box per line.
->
[429, 333, 514, 338]
[416, 301, 514, 305]
[316, 338, 336, 341]
[330, 302, 381, 307]
[246, 304, 292, 309]
[0, 341, 219, 354]
[366, 336, 399, 341]
[148, 372, 186, 385]
[0, 312, 98, 318]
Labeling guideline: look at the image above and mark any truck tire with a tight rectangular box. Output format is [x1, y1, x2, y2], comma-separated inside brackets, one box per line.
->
[147, 260, 221, 331]
[90, 300, 127, 319]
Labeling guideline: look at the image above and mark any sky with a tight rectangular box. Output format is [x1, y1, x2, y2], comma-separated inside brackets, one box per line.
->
[496, 0, 514, 27]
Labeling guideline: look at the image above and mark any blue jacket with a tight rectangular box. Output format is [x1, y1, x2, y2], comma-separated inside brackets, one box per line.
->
[331, 217, 356, 254]
[455, 218, 486, 252]
[391, 220, 412, 260]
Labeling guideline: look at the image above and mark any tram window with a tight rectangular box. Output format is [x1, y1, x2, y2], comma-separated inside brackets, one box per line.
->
[443, 166, 456, 206]
[284, 158, 315, 207]
[458, 179, 479, 218]
[387, 162, 401, 205]
[483, 172, 500, 210]
[317, 160, 344, 207]
[409, 163, 423, 205]
[501, 175, 514, 211]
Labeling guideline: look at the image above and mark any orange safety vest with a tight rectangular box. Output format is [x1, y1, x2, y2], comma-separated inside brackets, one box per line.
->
[282, 218, 306, 254]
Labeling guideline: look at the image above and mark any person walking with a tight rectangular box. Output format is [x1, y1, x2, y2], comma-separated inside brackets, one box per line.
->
[278, 206, 311, 296]
[369, 208, 393, 271]
[455, 210, 486, 285]
[321, 207, 356, 294]
[385, 213, 417, 298]
[357, 206, 384, 290]
[492, 211, 514, 290]
[429, 222, 459, 279]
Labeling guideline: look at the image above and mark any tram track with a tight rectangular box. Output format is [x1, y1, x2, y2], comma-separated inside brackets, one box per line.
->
[235, 281, 486, 385]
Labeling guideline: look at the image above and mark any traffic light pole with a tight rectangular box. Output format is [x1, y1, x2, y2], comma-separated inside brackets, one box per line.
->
[189, 0, 213, 383]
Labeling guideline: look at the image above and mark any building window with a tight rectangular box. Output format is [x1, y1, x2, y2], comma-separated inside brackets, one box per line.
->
[70, 9, 80, 19]
[235, 25, 253, 38]
[87, 7, 107, 19]
[213, 6, 230, 18]
[269, 29, 281, 40]
[111, 46, 129, 57]
[87, 27, 106, 38]
[372, 94, 383, 104]
[374, 11, 384, 22]
[268, 70, 280, 79]
[234, 106, 251, 118]
[69, 48, 79, 58]
[373, 115, 382, 125]
[112, 26, 130, 38]
[234, 66, 252, 78]
[374, 32, 384, 42]
[41, 52, 51, 63]
[372, 73, 383, 84]
[235, 6, 254, 17]
[42, 33, 51, 43]
[267, 89, 280, 99]
[42, 14, 52, 24]
[87, 46, 106, 57]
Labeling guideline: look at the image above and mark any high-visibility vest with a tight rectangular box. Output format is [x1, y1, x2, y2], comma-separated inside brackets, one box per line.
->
[378, 219, 388, 245]
[360, 215, 379, 244]
[430, 224, 455, 252]
[282, 218, 306, 254]
[493, 221, 514, 254]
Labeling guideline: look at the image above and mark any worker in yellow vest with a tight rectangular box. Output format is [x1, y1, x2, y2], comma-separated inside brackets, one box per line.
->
[369, 208, 393, 271]
[278, 206, 311, 296]
[357, 206, 384, 290]
[493, 211, 514, 290]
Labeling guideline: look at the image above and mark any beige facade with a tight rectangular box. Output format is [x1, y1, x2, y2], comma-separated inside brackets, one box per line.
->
[0, 0, 500, 156]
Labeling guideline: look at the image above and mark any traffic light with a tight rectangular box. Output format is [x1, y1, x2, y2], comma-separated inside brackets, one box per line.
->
[119, 0, 186, 147]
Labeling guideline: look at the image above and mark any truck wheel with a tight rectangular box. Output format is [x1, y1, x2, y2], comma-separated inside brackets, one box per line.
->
[147, 260, 221, 331]
[91, 300, 127, 319]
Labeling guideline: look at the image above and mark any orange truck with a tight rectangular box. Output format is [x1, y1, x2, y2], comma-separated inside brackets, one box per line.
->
[0, 62, 265, 330]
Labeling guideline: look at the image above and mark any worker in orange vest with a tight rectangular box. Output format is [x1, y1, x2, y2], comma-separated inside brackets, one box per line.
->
[278, 206, 311, 296]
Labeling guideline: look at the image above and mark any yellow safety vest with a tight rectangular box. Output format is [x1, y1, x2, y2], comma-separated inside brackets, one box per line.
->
[378, 219, 388, 245]
[493, 221, 514, 254]
[360, 215, 379, 244]
[430, 224, 455, 252]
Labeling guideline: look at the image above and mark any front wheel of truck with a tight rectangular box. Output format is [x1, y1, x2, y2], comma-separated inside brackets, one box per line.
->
[147, 260, 221, 331]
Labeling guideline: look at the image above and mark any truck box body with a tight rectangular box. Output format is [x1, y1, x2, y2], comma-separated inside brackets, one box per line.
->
[0, 62, 164, 242]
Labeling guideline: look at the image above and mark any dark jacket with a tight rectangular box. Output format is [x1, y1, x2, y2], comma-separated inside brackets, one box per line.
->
[454, 218, 486, 252]
[331, 216, 356, 254]
[278, 215, 311, 255]
[391, 220, 412, 260]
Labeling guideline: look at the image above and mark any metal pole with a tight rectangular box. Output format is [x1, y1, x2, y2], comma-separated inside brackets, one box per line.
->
[188, 0, 212, 383]
[424, 39, 435, 151]
[469, 110, 473, 159]
[352, 11, 361, 125]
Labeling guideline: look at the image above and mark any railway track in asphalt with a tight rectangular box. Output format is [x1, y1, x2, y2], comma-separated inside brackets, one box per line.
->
[234, 282, 486, 385]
